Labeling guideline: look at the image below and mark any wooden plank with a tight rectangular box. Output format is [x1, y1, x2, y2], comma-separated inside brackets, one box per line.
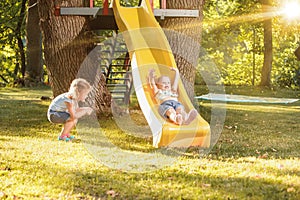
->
[60, 8, 114, 16]
[60, 7, 199, 18]
[60, 7, 199, 30]
[103, 0, 109, 15]
[153, 9, 199, 19]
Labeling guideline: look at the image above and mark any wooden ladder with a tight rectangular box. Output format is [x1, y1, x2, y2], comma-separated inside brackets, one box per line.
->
[98, 31, 133, 105]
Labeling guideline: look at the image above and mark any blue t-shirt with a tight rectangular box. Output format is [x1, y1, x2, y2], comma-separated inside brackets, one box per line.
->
[48, 93, 73, 112]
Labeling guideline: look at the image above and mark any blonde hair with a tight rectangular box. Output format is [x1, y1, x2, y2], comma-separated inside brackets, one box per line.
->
[157, 75, 170, 84]
[68, 78, 91, 100]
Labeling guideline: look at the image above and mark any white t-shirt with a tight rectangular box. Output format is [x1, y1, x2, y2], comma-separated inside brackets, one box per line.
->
[48, 93, 73, 112]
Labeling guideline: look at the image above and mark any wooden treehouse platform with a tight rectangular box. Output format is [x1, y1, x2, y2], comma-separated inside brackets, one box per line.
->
[55, 0, 200, 30]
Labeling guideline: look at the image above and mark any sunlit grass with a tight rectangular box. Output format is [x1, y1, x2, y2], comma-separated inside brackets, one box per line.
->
[0, 86, 299, 199]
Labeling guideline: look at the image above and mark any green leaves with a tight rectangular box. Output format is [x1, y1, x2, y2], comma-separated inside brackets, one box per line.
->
[0, 0, 27, 84]
[202, 0, 300, 88]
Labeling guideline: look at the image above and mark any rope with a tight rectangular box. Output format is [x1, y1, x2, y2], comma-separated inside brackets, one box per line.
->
[28, 2, 38, 10]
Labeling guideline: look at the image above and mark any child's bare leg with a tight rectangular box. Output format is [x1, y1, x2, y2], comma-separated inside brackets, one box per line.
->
[165, 108, 183, 125]
[60, 119, 77, 137]
[184, 109, 198, 125]
[175, 106, 188, 121]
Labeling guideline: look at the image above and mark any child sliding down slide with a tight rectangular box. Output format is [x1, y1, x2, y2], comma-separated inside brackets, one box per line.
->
[148, 68, 197, 125]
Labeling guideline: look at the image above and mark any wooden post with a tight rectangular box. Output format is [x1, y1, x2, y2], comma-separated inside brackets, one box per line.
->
[103, 0, 109, 15]
[161, 0, 166, 9]
[90, 0, 93, 8]
[149, 0, 154, 11]
[252, 28, 256, 86]
[53, 0, 60, 16]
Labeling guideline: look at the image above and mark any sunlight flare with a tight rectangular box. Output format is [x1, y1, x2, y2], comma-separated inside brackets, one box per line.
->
[281, 1, 300, 20]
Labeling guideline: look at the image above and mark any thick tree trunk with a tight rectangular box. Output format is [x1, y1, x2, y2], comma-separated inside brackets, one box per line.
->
[260, 0, 273, 87]
[38, 0, 111, 112]
[158, 0, 204, 100]
[25, 0, 43, 86]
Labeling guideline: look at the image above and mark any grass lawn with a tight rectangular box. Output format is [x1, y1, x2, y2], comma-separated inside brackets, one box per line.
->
[0, 86, 299, 199]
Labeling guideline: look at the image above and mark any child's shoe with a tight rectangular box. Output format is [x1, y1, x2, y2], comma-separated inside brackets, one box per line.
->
[65, 134, 75, 140]
[58, 135, 70, 142]
[69, 135, 75, 140]
[58, 134, 80, 142]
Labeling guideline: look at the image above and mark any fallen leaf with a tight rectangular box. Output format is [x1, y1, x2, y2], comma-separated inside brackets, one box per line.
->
[13, 195, 22, 200]
[287, 187, 296, 193]
[277, 164, 284, 169]
[258, 153, 268, 159]
[0, 191, 7, 198]
[271, 148, 277, 152]
[225, 125, 233, 129]
[106, 189, 118, 197]
[2, 166, 11, 171]
[202, 183, 211, 188]
[255, 174, 262, 179]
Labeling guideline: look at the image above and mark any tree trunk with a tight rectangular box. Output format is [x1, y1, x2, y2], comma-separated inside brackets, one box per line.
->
[25, 0, 43, 86]
[259, 0, 273, 87]
[16, 0, 27, 79]
[38, 0, 111, 112]
[158, 0, 204, 100]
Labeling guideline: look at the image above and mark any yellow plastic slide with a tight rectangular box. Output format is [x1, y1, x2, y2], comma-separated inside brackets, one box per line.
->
[112, 0, 210, 148]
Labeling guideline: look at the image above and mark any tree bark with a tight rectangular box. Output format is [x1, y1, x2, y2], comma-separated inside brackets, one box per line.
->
[25, 0, 43, 86]
[158, 0, 204, 100]
[16, 0, 27, 79]
[38, 0, 111, 112]
[259, 0, 273, 87]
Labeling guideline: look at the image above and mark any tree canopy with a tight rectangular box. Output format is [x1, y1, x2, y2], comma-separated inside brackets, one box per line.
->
[200, 0, 300, 88]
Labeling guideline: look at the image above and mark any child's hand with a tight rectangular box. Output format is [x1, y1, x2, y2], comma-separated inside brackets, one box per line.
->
[148, 69, 157, 85]
[170, 67, 179, 73]
[148, 69, 156, 79]
[86, 107, 93, 115]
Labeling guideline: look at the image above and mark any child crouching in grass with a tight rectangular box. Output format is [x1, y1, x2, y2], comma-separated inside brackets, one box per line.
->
[47, 78, 93, 142]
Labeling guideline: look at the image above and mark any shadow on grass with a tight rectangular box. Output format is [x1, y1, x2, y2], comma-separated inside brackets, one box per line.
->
[0, 98, 52, 139]
[3, 139, 298, 199]
[35, 158, 299, 199]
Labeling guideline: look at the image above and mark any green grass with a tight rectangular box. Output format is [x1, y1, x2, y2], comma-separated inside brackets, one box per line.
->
[0, 86, 299, 199]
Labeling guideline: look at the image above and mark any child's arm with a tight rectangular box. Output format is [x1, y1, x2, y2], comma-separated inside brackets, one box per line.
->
[148, 69, 159, 94]
[66, 101, 76, 120]
[75, 107, 93, 118]
[66, 102, 92, 120]
[171, 67, 180, 92]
